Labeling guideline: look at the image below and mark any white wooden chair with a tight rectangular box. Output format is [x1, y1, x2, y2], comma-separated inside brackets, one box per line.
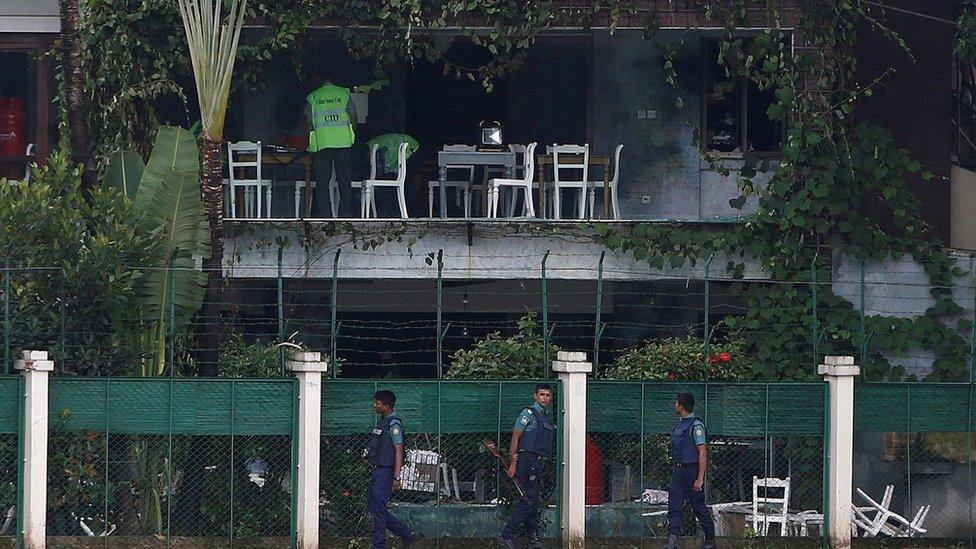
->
[227, 141, 272, 218]
[588, 143, 623, 219]
[748, 476, 791, 536]
[854, 486, 929, 538]
[488, 142, 538, 218]
[360, 141, 409, 218]
[428, 145, 477, 217]
[550, 143, 590, 220]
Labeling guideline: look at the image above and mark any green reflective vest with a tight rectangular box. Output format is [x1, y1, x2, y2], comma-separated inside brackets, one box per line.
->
[307, 84, 355, 152]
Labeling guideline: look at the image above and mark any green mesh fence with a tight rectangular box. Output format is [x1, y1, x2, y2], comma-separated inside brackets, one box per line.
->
[45, 378, 296, 548]
[586, 381, 828, 547]
[0, 377, 20, 546]
[853, 383, 976, 547]
[319, 380, 563, 547]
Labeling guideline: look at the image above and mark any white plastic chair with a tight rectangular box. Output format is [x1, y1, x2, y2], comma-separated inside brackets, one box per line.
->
[588, 143, 623, 219]
[227, 141, 272, 218]
[487, 142, 538, 218]
[748, 476, 791, 536]
[855, 486, 928, 538]
[361, 141, 409, 218]
[550, 143, 590, 220]
[428, 145, 476, 217]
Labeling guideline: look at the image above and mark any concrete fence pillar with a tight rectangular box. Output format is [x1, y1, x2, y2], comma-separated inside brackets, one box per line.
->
[552, 351, 592, 549]
[15, 350, 54, 549]
[287, 350, 329, 549]
[819, 355, 860, 549]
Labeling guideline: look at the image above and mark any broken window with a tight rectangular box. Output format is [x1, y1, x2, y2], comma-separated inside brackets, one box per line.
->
[702, 38, 785, 155]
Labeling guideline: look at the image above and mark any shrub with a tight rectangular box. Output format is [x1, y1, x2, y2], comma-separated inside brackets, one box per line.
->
[602, 334, 755, 381]
[447, 313, 558, 379]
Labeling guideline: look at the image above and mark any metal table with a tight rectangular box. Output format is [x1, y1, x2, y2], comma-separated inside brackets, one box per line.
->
[436, 150, 517, 218]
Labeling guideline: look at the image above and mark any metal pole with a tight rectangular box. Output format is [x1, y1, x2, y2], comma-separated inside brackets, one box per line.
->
[969, 286, 976, 548]
[593, 251, 605, 374]
[168, 256, 176, 377]
[277, 247, 285, 376]
[542, 250, 550, 376]
[3, 258, 9, 375]
[59, 269, 66, 374]
[822, 381, 830, 549]
[15, 376, 24, 548]
[229, 380, 235, 543]
[436, 249, 444, 379]
[166, 376, 174, 546]
[289, 377, 300, 548]
[330, 249, 341, 378]
[860, 259, 867, 371]
[812, 252, 819, 371]
[704, 254, 714, 380]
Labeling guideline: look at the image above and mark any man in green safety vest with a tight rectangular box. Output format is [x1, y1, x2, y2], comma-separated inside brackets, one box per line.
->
[306, 66, 357, 217]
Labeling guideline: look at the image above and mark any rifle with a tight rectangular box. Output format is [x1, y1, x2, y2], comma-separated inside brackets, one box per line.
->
[482, 438, 528, 501]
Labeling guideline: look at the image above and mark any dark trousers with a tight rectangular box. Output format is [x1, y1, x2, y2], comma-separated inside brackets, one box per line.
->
[312, 147, 353, 217]
[502, 453, 542, 539]
[667, 464, 716, 539]
[367, 467, 413, 548]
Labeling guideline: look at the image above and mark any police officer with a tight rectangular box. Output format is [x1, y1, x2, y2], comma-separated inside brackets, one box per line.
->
[498, 384, 555, 549]
[367, 390, 423, 548]
[665, 393, 717, 549]
[306, 65, 357, 217]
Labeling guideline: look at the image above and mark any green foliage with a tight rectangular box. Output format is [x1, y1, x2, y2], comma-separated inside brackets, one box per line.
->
[218, 333, 284, 378]
[0, 151, 154, 375]
[603, 335, 754, 381]
[447, 313, 558, 379]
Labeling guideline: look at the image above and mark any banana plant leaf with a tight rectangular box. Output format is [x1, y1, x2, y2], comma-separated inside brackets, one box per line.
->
[104, 150, 145, 200]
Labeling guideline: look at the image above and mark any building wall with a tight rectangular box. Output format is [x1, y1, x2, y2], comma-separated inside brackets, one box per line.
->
[0, 0, 59, 33]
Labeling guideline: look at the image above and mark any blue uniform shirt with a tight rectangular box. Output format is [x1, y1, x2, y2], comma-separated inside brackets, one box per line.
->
[687, 413, 706, 445]
[386, 411, 403, 445]
[514, 402, 546, 433]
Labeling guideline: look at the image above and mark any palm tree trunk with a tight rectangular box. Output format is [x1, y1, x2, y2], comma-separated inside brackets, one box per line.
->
[58, 0, 97, 195]
[197, 136, 224, 376]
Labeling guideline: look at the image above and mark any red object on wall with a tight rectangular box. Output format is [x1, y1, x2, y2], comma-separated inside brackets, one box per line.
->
[0, 97, 27, 156]
[585, 433, 605, 504]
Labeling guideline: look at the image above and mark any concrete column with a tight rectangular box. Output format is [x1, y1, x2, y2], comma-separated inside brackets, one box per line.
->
[818, 355, 860, 549]
[551, 351, 592, 549]
[287, 350, 329, 549]
[15, 350, 54, 549]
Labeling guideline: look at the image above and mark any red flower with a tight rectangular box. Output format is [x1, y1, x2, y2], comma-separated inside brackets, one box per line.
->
[341, 489, 352, 497]
[709, 354, 719, 365]
[719, 352, 731, 363]
[666, 372, 676, 381]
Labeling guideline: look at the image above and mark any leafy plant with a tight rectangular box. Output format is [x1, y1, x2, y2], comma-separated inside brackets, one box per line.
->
[602, 334, 755, 381]
[447, 313, 558, 379]
[218, 333, 284, 378]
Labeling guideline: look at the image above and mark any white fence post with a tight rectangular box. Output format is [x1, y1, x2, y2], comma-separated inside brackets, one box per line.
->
[552, 350, 592, 549]
[287, 350, 329, 549]
[15, 350, 54, 549]
[819, 355, 859, 549]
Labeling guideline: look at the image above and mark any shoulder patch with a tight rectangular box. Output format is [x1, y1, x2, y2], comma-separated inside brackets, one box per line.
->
[525, 408, 534, 415]
[390, 425, 401, 436]
[520, 415, 530, 425]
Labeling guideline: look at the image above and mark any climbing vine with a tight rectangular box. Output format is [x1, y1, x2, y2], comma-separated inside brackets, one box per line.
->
[592, 0, 968, 381]
[73, 0, 969, 381]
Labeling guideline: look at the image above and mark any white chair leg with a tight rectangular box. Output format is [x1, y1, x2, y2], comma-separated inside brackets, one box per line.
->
[463, 189, 471, 218]
[294, 184, 301, 218]
[611, 184, 621, 220]
[361, 186, 369, 218]
[429, 186, 435, 217]
[265, 185, 272, 218]
[489, 185, 499, 218]
[230, 186, 238, 219]
[524, 185, 536, 217]
[553, 186, 561, 220]
[577, 187, 586, 220]
[588, 187, 596, 219]
[397, 186, 408, 218]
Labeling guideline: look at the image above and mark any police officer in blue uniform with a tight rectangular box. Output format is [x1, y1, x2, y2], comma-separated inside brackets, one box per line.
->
[498, 383, 555, 549]
[665, 393, 717, 549]
[367, 390, 423, 548]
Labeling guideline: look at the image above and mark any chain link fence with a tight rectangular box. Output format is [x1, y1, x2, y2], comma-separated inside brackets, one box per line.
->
[319, 380, 562, 546]
[854, 383, 976, 547]
[44, 378, 296, 548]
[586, 381, 828, 547]
[0, 377, 20, 548]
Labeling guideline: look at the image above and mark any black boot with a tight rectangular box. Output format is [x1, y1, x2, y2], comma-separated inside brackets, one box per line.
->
[527, 531, 546, 549]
